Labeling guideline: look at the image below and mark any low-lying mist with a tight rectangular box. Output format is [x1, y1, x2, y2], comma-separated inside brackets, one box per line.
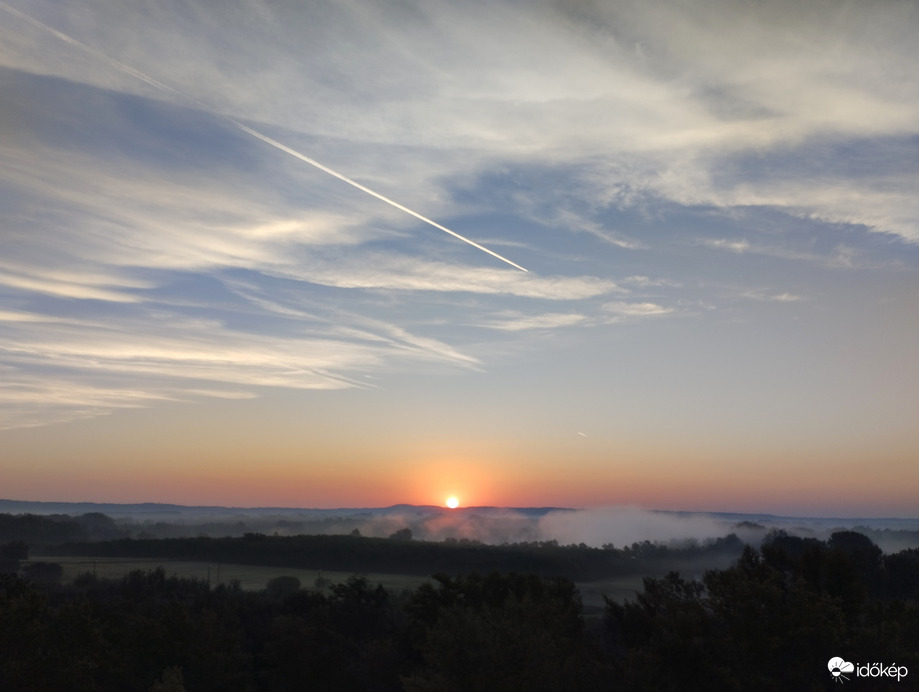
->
[40, 507, 919, 552]
[320, 507, 919, 553]
[3, 499, 918, 553]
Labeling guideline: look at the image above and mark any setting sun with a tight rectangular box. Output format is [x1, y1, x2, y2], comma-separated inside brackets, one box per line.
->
[446, 496, 459, 509]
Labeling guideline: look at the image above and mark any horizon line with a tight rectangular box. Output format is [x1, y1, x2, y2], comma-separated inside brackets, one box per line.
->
[2, 498, 917, 522]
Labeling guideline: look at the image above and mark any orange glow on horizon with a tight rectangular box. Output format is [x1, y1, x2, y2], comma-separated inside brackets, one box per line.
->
[446, 496, 459, 509]
[4, 418, 918, 516]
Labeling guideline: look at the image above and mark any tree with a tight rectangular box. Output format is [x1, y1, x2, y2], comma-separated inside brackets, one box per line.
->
[404, 572, 611, 691]
[605, 571, 713, 691]
[605, 541, 870, 691]
[149, 666, 187, 692]
[75, 512, 124, 541]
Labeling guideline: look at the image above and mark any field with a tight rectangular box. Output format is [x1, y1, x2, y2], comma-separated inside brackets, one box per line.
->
[38, 556, 430, 594]
[577, 575, 645, 612]
[36, 555, 643, 609]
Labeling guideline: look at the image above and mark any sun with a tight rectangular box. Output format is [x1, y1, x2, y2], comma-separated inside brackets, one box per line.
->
[445, 496, 459, 509]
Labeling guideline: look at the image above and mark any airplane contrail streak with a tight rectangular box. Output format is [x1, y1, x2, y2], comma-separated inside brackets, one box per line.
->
[232, 123, 528, 271]
[1, 1, 528, 272]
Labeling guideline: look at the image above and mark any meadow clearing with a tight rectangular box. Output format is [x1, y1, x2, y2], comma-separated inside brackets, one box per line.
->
[36, 555, 643, 610]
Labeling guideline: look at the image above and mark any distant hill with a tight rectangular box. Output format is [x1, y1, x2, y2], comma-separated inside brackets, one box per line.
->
[2, 498, 916, 525]
[0, 498, 570, 519]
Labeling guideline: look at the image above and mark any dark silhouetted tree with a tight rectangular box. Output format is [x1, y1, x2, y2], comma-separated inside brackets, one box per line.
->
[405, 572, 612, 691]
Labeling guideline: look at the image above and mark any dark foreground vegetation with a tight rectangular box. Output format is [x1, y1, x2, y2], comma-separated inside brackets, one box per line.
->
[2, 526, 918, 691]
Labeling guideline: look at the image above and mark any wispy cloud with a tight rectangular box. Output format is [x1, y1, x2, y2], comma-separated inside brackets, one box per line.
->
[0, 371, 259, 430]
[699, 236, 876, 269]
[482, 312, 587, 332]
[553, 211, 648, 250]
[0, 356, 189, 430]
[739, 291, 803, 303]
[271, 255, 620, 300]
[702, 239, 752, 254]
[0, 266, 149, 303]
[602, 301, 674, 318]
[621, 276, 682, 289]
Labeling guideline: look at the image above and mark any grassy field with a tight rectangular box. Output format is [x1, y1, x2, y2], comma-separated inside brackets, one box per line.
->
[34, 555, 643, 613]
[36, 556, 431, 594]
[577, 575, 644, 613]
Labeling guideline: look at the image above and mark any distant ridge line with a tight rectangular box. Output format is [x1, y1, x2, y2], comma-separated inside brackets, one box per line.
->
[0, 499, 915, 523]
[0, 499, 571, 517]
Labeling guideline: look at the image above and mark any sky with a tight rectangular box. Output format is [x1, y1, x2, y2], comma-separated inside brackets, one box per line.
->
[1, 0, 917, 516]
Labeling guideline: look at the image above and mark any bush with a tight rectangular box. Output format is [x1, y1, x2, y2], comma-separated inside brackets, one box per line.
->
[265, 575, 301, 599]
[22, 561, 63, 584]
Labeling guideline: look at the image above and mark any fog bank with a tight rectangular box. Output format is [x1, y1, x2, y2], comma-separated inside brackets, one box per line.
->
[3, 500, 918, 552]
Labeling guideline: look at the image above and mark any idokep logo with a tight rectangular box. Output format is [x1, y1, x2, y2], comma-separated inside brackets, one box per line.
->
[829, 658, 855, 683]
[828, 657, 909, 684]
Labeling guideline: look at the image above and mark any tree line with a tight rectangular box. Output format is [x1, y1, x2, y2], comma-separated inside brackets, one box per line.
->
[0, 512, 125, 545]
[45, 530, 745, 582]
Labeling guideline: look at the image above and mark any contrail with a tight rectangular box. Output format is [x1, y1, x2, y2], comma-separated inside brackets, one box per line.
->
[232, 124, 528, 271]
[0, 2, 528, 272]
